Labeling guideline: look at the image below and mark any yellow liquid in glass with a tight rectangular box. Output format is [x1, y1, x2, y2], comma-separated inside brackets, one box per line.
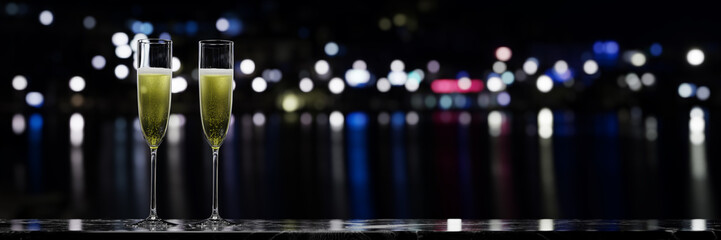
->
[137, 68, 172, 148]
[199, 69, 233, 149]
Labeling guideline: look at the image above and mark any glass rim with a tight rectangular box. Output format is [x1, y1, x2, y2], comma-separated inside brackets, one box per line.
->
[138, 38, 172, 44]
[199, 39, 234, 45]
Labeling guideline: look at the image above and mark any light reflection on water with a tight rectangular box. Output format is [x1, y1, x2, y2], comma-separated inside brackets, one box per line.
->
[2, 109, 717, 219]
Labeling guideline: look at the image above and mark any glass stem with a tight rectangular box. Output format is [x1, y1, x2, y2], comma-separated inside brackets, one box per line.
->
[148, 147, 159, 220]
[210, 148, 221, 220]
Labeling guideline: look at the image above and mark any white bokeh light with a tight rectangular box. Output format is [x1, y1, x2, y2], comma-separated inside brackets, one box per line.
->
[352, 60, 367, 70]
[240, 59, 255, 75]
[324, 42, 339, 56]
[12, 75, 27, 91]
[625, 73, 642, 92]
[216, 18, 229, 32]
[538, 108, 554, 139]
[253, 112, 266, 126]
[171, 76, 187, 93]
[536, 74, 553, 93]
[39, 10, 53, 26]
[172, 57, 181, 72]
[583, 59, 598, 75]
[554, 60, 568, 74]
[115, 45, 132, 59]
[488, 111, 503, 137]
[687, 48, 705, 66]
[12, 114, 25, 135]
[112, 32, 129, 46]
[405, 78, 420, 92]
[523, 58, 539, 75]
[697, 86, 710, 101]
[487, 76, 504, 92]
[678, 83, 694, 98]
[69, 76, 86, 92]
[630, 52, 646, 67]
[91, 55, 106, 70]
[641, 73, 655, 86]
[69, 113, 85, 146]
[377, 77, 391, 93]
[390, 59, 405, 72]
[114, 64, 129, 79]
[345, 69, 371, 87]
[299, 77, 314, 92]
[328, 77, 345, 94]
[26, 92, 44, 107]
[314, 60, 330, 75]
[329, 111, 344, 131]
[388, 71, 407, 86]
[252, 77, 267, 93]
[406, 111, 419, 125]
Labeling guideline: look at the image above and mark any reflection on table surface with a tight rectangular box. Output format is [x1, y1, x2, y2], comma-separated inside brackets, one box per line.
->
[1, 108, 718, 220]
[1, 219, 720, 232]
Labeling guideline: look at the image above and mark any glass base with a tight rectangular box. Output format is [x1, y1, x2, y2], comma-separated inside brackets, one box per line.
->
[128, 217, 177, 231]
[186, 217, 236, 231]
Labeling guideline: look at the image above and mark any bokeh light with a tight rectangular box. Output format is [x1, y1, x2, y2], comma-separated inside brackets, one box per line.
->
[538, 108, 553, 139]
[112, 32, 129, 46]
[83, 16, 96, 29]
[427, 60, 440, 73]
[492, 61, 507, 73]
[377, 77, 391, 92]
[115, 45, 132, 59]
[486, 76, 504, 92]
[328, 77, 345, 94]
[687, 48, 705, 66]
[314, 60, 330, 75]
[536, 74, 553, 93]
[650, 43, 663, 56]
[299, 78, 314, 92]
[583, 59, 599, 75]
[697, 86, 710, 101]
[553, 60, 569, 74]
[240, 59, 255, 75]
[39, 10, 53, 25]
[678, 83, 695, 98]
[497, 92, 511, 106]
[171, 76, 187, 93]
[12, 114, 25, 135]
[352, 60, 367, 70]
[324, 42, 339, 56]
[252, 77, 268, 93]
[172, 57, 181, 72]
[91, 55, 106, 70]
[630, 52, 646, 67]
[390, 59, 405, 72]
[68, 76, 85, 92]
[216, 17, 229, 32]
[12, 75, 27, 91]
[641, 73, 655, 86]
[114, 64, 129, 79]
[523, 57, 539, 75]
[26, 92, 44, 108]
[495, 46, 512, 62]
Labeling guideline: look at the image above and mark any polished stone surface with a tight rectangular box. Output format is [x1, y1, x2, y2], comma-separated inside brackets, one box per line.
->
[1, 219, 720, 239]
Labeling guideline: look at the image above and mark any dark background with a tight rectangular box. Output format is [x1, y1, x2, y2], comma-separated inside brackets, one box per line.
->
[2, 0, 721, 220]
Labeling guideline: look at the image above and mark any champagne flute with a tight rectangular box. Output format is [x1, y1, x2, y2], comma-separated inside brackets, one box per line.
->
[190, 39, 235, 229]
[131, 38, 175, 229]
